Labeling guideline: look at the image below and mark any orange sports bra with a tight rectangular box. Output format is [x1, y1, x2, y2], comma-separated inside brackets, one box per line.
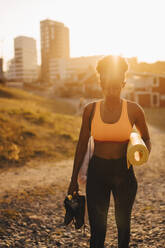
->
[91, 99, 133, 142]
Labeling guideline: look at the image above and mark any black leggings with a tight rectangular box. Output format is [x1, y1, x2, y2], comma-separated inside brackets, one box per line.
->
[86, 155, 138, 248]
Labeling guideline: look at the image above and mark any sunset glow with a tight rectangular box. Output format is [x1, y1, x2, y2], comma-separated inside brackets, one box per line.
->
[0, 0, 165, 69]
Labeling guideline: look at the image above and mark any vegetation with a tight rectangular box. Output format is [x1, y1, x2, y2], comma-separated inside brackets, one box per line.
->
[0, 86, 81, 169]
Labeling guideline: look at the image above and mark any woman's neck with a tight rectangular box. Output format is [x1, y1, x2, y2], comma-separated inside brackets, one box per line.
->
[104, 96, 122, 109]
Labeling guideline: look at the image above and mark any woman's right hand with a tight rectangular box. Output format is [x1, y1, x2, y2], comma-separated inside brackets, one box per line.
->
[67, 180, 79, 196]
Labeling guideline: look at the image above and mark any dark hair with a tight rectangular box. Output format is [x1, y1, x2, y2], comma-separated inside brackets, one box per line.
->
[96, 55, 128, 77]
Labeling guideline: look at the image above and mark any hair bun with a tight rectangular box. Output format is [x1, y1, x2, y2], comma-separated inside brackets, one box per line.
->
[96, 55, 128, 76]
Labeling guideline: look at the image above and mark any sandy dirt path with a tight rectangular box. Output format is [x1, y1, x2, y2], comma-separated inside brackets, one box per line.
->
[0, 159, 73, 198]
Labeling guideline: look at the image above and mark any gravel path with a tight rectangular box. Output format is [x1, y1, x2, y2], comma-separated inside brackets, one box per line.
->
[0, 125, 164, 248]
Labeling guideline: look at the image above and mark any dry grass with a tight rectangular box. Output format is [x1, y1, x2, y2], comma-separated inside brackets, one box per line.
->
[0, 86, 81, 169]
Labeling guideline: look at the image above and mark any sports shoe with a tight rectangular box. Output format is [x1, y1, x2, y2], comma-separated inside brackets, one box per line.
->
[74, 195, 85, 229]
[64, 195, 79, 225]
[64, 194, 85, 229]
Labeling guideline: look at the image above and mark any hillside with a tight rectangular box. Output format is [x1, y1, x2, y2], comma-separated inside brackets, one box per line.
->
[0, 86, 81, 169]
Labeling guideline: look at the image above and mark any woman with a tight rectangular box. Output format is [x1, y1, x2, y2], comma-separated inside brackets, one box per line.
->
[67, 55, 151, 248]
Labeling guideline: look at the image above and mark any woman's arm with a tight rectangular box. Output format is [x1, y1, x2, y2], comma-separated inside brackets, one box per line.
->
[67, 103, 94, 195]
[134, 103, 151, 153]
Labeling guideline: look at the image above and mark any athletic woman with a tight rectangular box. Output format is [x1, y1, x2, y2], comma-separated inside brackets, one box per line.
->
[67, 55, 151, 248]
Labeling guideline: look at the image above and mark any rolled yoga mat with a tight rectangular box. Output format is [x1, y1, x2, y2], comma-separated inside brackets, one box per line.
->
[127, 131, 149, 168]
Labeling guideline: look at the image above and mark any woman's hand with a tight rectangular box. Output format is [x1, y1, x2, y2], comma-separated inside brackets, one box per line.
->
[67, 180, 79, 196]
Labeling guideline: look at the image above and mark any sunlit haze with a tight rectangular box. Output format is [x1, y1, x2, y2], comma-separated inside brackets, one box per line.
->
[0, 0, 165, 69]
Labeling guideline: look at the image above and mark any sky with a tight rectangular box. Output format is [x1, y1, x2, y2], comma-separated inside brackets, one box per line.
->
[0, 0, 165, 70]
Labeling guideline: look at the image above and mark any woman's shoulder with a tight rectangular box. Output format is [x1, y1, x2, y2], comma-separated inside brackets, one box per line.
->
[82, 99, 100, 119]
[84, 99, 101, 111]
[125, 98, 145, 117]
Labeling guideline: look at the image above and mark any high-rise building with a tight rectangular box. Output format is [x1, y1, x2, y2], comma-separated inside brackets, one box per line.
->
[40, 19, 70, 83]
[13, 36, 38, 83]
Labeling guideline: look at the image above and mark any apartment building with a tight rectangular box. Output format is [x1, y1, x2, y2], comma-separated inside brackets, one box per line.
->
[13, 36, 38, 83]
[126, 72, 165, 107]
[7, 36, 38, 83]
[40, 19, 70, 83]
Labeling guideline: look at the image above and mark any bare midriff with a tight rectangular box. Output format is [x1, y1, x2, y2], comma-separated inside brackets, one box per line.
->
[93, 140, 128, 159]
